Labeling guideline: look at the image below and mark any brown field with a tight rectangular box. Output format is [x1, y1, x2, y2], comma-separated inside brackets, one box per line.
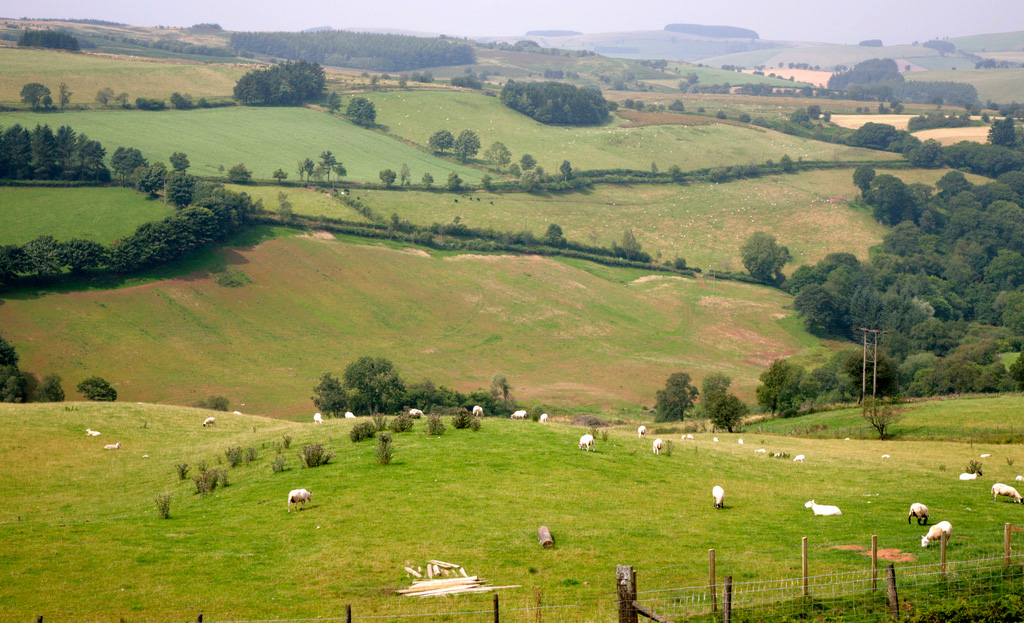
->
[743, 68, 834, 87]
[912, 126, 991, 145]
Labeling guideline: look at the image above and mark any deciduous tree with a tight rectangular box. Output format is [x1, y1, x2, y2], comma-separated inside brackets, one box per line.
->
[655, 372, 699, 422]
[740, 231, 791, 284]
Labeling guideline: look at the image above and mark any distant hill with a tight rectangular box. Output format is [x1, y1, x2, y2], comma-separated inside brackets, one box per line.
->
[526, 30, 582, 37]
[301, 26, 333, 33]
[664, 24, 759, 39]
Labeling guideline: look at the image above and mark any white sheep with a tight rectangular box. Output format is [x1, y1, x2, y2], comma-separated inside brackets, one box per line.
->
[313, 413, 323, 424]
[345, 411, 355, 419]
[793, 455, 805, 462]
[881, 454, 890, 459]
[921, 521, 952, 548]
[652, 438, 663, 454]
[980, 454, 991, 458]
[1016, 475, 1023, 482]
[755, 448, 766, 453]
[511, 410, 527, 420]
[409, 408, 424, 418]
[104, 442, 121, 450]
[992, 483, 1023, 503]
[908, 503, 929, 525]
[959, 472, 981, 480]
[738, 439, 744, 445]
[805, 500, 842, 516]
[712, 485, 725, 509]
[85, 428, 101, 436]
[539, 413, 548, 422]
[686, 434, 694, 440]
[202, 416, 216, 427]
[638, 425, 647, 438]
[233, 411, 242, 415]
[287, 488, 312, 513]
[578, 434, 595, 451]
[713, 437, 719, 442]
[472, 405, 484, 417]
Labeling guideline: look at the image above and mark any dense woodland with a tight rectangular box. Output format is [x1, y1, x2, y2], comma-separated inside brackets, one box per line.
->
[0, 124, 109, 181]
[232, 61, 326, 106]
[828, 58, 979, 105]
[499, 80, 610, 126]
[17, 29, 79, 50]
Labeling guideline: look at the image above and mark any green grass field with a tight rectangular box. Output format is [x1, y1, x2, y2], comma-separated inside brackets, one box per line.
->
[949, 30, 1024, 53]
[0, 107, 483, 183]
[906, 68, 1024, 106]
[0, 186, 174, 245]
[700, 45, 940, 71]
[0, 230, 817, 416]
[0, 47, 243, 106]
[223, 184, 374, 223]
[2, 400, 1022, 621]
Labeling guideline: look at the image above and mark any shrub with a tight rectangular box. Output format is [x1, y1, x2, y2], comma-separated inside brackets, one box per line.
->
[174, 463, 190, 480]
[192, 467, 224, 496]
[225, 446, 243, 467]
[244, 447, 258, 465]
[601, 430, 609, 443]
[470, 417, 482, 432]
[426, 414, 445, 436]
[663, 440, 675, 456]
[390, 413, 415, 432]
[282, 434, 292, 449]
[529, 406, 543, 422]
[1008, 457, 1015, 467]
[271, 455, 286, 473]
[376, 431, 394, 465]
[966, 459, 983, 475]
[155, 494, 171, 519]
[350, 421, 376, 442]
[298, 442, 334, 468]
[34, 374, 65, 402]
[451, 409, 474, 429]
[194, 395, 229, 410]
[372, 413, 388, 431]
[76, 376, 117, 401]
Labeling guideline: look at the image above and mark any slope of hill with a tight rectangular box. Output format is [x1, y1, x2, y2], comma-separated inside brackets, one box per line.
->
[700, 44, 941, 70]
[906, 68, 1024, 104]
[948, 30, 1024, 53]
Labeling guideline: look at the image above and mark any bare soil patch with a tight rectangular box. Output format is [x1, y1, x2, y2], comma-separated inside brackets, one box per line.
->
[299, 231, 336, 240]
[832, 545, 916, 562]
[629, 275, 686, 285]
[444, 253, 543, 262]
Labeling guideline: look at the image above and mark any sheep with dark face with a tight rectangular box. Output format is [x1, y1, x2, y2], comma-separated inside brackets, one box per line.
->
[287, 489, 312, 512]
[578, 434, 595, 451]
[922, 521, 952, 547]
[908, 503, 929, 525]
[202, 417, 216, 427]
[652, 438, 663, 454]
[712, 486, 724, 509]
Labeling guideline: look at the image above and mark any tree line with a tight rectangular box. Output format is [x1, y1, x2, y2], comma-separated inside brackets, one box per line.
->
[827, 58, 978, 105]
[0, 123, 109, 181]
[17, 29, 79, 50]
[233, 61, 326, 106]
[500, 80, 610, 126]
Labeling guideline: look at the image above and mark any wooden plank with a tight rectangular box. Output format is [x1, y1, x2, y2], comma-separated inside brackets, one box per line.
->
[632, 602, 672, 623]
[405, 566, 422, 578]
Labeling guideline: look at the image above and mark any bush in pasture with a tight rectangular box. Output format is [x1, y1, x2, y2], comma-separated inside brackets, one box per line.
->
[1009, 458, 1016, 467]
[225, 446, 244, 467]
[244, 447, 258, 465]
[174, 463, 190, 481]
[663, 440, 675, 457]
[215, 469, 229, 487]
[470, 417, 482, 432]
[389, 413, 415, 433]
[376, 432, 394, 465]
[282, 435, 292, 449]
[76, 376, 117, 401]
[350, 421, 376, 443]
[528, 406, 543, 422]
[155, 494, 171, 519]
[372, 414, 388, 431]
[451, 409, 474, 429]
[271, 455, 286, 473]
[426, 414, 446, 436]
[601, 430, 609, 443]
[966, 459, 983, 475]
[194, 395, 229, 411]
[192, 467, 223, 496]
[298, 443, 334, 468]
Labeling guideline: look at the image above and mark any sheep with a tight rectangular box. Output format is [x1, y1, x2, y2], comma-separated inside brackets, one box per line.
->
[1016, 475, 1024, 482]
[686, 434, 694, 440]
[313, 413, 323, 424]
[881, 454, 890, 459]
[202, 416, 216, 427]
[755, 448, 767, 453]
[287, 488, 312, 513]
[345, 411, 356, 419]
[539, 413, 548, 423]
[959, 472, 981, 480]
[738, 439, 743, 445]
[980, 453, 992, 458]
[472, 405, 484, 417]
[992, 483, 1023, 503]
[578, 434, 595, 451]
[638, 425, 647, 438]
[104, 442, 121, 450]
[921, 521, 952, 548]
[712, 485, 725, 509]
[793, 454, 805, 462]
[233, 411, 242, 415]
[409, 408, 424, 418]
[713, 437, 719, 442]
[908, 503, 929, 525]
[804, 500, 842, 516]
[652, 438, 663, 454]
[511, 410, 527, 420]
[85, 428, 101, 436]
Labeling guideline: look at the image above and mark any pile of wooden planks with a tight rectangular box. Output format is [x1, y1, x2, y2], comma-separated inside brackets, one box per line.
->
[399, 560, 519, 597]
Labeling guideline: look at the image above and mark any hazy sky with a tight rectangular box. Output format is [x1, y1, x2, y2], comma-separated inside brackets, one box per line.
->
[1, 0, 1020, 44]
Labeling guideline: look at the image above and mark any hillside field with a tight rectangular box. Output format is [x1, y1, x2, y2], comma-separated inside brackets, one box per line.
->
[0, 107, 483, 183]
[1, 401, 1022, 621]
[700, 44, 941, 71]
[906, 68, 1024, 105]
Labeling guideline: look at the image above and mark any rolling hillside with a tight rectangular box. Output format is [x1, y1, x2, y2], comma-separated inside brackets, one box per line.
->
[906, 68, 1024, 104]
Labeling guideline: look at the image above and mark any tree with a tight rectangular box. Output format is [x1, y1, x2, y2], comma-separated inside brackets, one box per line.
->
[0, 335, 18, 368]
[428, 130, 454, 155]
[0, 365, 27, 403]
[484, 141, 512, 169]
[908, 139, 943, 168]
[111, 147, 147, 186]
[312, 372, 348, 416]
[740, 231, 791, 285]
[298, 158, 315, 182]
[346, 97, 376, 126]
[519, 169, 540, 191]
[277, 191, 293, 223]
[491, 373, 512, 406]
[543, 223, 567, 247]
[853, 165, 876, 194]
[169, 152, 190, 172]
[34, 374, 65, 402]
[452, 130, 480, 163]
[58, 238, 107, 273]
[58, 82, 72, 109]
[342, 357, 405, 414]
[319, 151, 338, 185]
[447, 172, 463, 191]
[169, 92, 194, 109]
[1010, 353, 1024, 391]
[226, 164, 251, 183]
[422, 172, 434, 188]
[95, 87, 114, 107]
[165, 171, 197, 208]
[655, 372, 699, 421]
[559, 160, 573, 181]
[20, 83, 52, 110]
[326, 91, 342, 112]
[22, 235, 63, 275]
[861, 396, 903, 439]
[379, 168, 397, 187]
[755, 358, 803, 416]
[697, 372, 748, 432]
[77, 376, 117, 401]
[793, 284, 847, 333]
[272, 168, 288, 182]
[520, 153, 537, 170]
[135, 165, 167, 197]
[989, 117, 1017, 149]
[399, 163, 411, 186]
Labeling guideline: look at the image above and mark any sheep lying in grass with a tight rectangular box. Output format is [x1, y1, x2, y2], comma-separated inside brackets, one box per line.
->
[712, 485, 725, 509]
[409, 408, 424, 418]
[959, 472, 981, 480]
[1016, 475, 1024, 482]
[313, 413, 323, 424]
[793, 455, 805, 462]
[539, 413, 548, 423]
[908, 503, 929, 525]
[472, 405, 484, 417]
[653, 438, 663, 454]
[104, 442, 121, 450]
[738, 439, 744, 445]
[345, 411, 355, 419]
[805, 500, 842, 516]
[85, 428, 101, 436]
[233, 411, 242, 415]
[921, 521, 952, 548]
[511, 410, 527, 420]
[992, 483, 1023, 503]
[638, 425, 647, 438]
[713, 437, 719, 442]
[980, 454, 991, 458]
[202, 416, 216, 427]
[755, 448, 766, 453]
[287, 489, 312, 513]
[578, 434, 595, 451]
[882, 454, 890, 459]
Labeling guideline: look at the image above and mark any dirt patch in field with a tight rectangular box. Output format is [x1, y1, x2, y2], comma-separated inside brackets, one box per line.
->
[401, 247, 430, 257]
[444, 253, 543, 262]
[629, 275, 686, 285]
[912, 126, 990, 146]
[616, 110, 763, 131]
[832, 545, 916, 563]
[299, 231, 336, 240]
[835, 545, 863, 551]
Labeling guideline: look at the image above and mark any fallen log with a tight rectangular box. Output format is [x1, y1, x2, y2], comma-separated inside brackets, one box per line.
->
[538, 526, 554, 548]
[404, 566, 422, 578]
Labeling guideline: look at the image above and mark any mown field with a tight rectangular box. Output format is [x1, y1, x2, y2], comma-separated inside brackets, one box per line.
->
[0, 186, 174, 245]
[700, 44, 941, 71]
[949, 30, 1024, 53]
[0, 229, 818, 416]
[907, 68, 1024, 106]
[1, 400, 1022, 622]
[222, 184, 373, 223]
[0, 47, 244, 106]
[0, 107, 483, 182]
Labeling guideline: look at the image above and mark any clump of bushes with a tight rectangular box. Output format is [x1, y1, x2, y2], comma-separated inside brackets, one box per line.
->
[298, 442, 334, 468]
[451, 409, 474, 429]
[372, 414, 388, 431]
[225, 446, 244, 467]
[426, 414, 445, 436]
[175, 463, 190, 480]
[271, 455, 286, 473]
[470, 417, 482, 432]
[350, 421, 376, 442]
[662, 440, 675, 456]
[193, 467, 228, 496]
[194, 395, 229, 410]
[155, 494, 171, 519]
[282, 434, 292, 449]
[966, 459, 983, 475]
[376, 432, 394, 465]
[244, 447, 258, 465]
[389, 413, 415, 432]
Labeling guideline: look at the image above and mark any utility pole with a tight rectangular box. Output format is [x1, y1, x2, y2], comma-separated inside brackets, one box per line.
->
[857, 328, 869, 403]
[872, 329, 888, 399]
[857, 328, 888, 401]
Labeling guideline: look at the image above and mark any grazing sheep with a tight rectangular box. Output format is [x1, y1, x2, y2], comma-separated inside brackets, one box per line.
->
[653, 438, 663, 454]
[313, 413, 323, 424]
[104, 442, 121, 450]
[638, 425, 647, 438]
[713, 437, 719, 442]
[921, 521, 952, 548]
[755, 448, 767, 453]
[992, 483, 1023, 503]
[794, 455, 805, 462]
[511, 410, 527, 420]
[908, 503, 929, 525]
[409, 408, 424, 418]
[202, 416, 216, 427]
[539, 413, 548, 422]
[712, 485, 725, 509]
[472, 405, 484, 417]
[959, 472, 981, 480]
[804, 500, 842, 516]
[1016, 475, 1023, 482]
[287, 488, 312, 513]
[686, 434, 694, 440]
[881, 454, 890, 459]
[85, 428, 101, 436]
[981, 453, 991, 458]
[578, 434, 595, 451]
[738, 439, 743, 445]
[345, 411, 356, 419]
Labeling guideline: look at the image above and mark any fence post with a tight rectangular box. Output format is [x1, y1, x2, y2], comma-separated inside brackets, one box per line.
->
[885, 563, 899, 620]
[494, 592, 499, 623]
[941, 532, 948, 577]
[723, 576, 733, 623]
[345, 604, 351, 623]
[801, 537, 809, 597]
[709, 549, 717, 613]
[616, 565, 638, 623]
[871, 535, 878, 590]
[1006, 523, 1012, 567]
[197, 616, 203, 623]
[36, 617, 42, 623]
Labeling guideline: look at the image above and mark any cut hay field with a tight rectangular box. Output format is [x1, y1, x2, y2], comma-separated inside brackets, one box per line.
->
[830, 114, 918, 131]
[0, 229, 816, 416]
[0, 47, 243, 106]
[0, 186, 174, 245]
[363, 91, 901, 173]
[907, 68, 1024, 106]
[2, 401, 1022, 622]
[0, 107, 483, 183]
[913, 126, 991, 146]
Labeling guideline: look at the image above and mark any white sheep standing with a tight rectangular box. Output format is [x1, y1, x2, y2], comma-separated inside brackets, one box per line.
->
[713, 437, 719, 442]
[472, 405, 484, 417]
[908, 503, 929, 525]
[104, 442, 121, 450]
[712, 485, 725, 509]
[738, 439, 743, 445]
[686, 434, 694, 440]
[511, 410, 527, 420]
[652, 438, 663, 454]
[959, 471, 981, 480]
[409, 408, 424, 418]
[980, 453, 991, 458]
[793, 455, 805, 462]
[805, 500, 842, 516]
[287, 488, 312, 513]
[921, 521, 952, 548]
[539, 413, 548, 423]
[202, 416, 216, 427]
[992, 483, 1023, 503]
[578, 434, 595, 451]
[755, 448, 766, 453]
[85, 428, 101, 436]
[638, 425, 647, 438]
[313, 413, 323, 424]
[345, 411, 355, 419]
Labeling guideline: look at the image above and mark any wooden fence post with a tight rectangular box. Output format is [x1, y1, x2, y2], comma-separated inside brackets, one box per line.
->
[885, 564, 899, 620]
[36, 617, 42, 623]
[345, 604, 351, 623]
[709, 549, 717, 613]
[494, 592, 499, 623]
[197, 615, 202, 623]
[940, 532, 948, 577]
[616, 565, 638, 623]
[801, 537, 809, 597]
[1006, 523, 1012, 567]
[871, 535, 878, 590]
[723, 576, 733, 623]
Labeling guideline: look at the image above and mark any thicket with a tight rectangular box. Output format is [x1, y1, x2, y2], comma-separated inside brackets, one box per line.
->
[17, 29, 79, 50]
[0, 124, 109, 181]
[229, 31, 474, 71]
[907, 112, 975, 132]
[828, 58, 978, 105]
[233, 61, 326, 106]
[500, 80, 609, 126]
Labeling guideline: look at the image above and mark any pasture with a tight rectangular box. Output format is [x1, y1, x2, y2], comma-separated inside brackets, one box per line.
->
[906, 68, 1024, 107]
[1, 400, 1022, 621]
[0, 186, 174, 245]
[0, 230, 816, 415]
[700, 44, 941, 72]
[222, 184, 373, 223]
[0, 107, 483, 183]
